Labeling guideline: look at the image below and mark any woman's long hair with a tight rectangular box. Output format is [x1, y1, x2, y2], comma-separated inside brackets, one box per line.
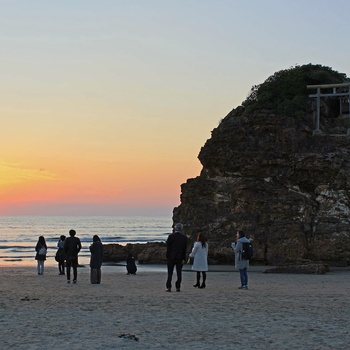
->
[93, 235, 101, 243]
[197, 233, 207, 248]
[38, 236, 46, 247]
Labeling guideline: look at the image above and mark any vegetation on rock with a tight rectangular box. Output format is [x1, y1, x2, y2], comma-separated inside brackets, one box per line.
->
[242, 64, 349, 117]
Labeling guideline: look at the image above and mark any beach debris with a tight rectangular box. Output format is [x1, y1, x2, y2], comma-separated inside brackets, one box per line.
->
[118, 333, 139, 341]
[20, 296, 39, 301]
[4, 259, 23, 262]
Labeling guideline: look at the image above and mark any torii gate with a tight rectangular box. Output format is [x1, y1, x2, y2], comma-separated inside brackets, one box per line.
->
[307, 82, 350, 135]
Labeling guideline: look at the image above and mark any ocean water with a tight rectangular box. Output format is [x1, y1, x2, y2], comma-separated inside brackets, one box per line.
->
[0, 216, 172, 266]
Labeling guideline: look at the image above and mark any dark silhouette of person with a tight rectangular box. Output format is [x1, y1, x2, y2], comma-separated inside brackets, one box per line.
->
[90, 235, 103, 284]
[35, 235, 47, 275]
[64, 229, 82, 284]
[165, 223, 188, 292]
[56, 235, 66, 275]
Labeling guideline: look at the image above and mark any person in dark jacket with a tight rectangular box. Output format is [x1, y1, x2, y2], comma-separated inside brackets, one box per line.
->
[56, 235, 66, 275]
[64, 229, 82, 284]
[89, 235, 103, 284]
[165, 223, 188, 292]
[126, 252, 137, 275]
[35, 236, 47, 275]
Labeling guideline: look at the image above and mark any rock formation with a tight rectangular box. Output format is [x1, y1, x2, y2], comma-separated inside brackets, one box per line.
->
[173, 64, 350, 266]
[103, 242, 167, 264]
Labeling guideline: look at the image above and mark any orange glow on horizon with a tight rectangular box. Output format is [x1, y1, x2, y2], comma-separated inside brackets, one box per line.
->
[0, 156, 201, 215]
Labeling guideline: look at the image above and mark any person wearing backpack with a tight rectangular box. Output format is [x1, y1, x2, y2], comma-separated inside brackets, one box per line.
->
[231, 230, 251, 290]
[35, 235, 47, 275]
[56, 235, 66, 275]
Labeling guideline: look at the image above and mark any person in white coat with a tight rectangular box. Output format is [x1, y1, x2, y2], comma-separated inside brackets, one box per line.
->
[189, 233, 208, 289]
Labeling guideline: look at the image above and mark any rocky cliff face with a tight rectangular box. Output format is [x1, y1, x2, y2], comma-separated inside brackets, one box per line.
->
[173, 106, 350, 265]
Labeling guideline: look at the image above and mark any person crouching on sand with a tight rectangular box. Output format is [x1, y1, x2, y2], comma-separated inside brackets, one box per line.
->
[126, 253, 137, 275]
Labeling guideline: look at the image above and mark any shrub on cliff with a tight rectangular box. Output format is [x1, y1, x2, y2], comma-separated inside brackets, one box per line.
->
[242, 64, 349, 117]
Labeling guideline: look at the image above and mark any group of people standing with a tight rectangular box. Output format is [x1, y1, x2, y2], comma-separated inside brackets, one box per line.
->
[165, 223, 251, 292]
[35, 229, 103, 284]
[35, 224, 250, 290]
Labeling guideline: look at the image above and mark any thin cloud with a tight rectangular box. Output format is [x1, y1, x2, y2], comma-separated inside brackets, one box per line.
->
[0, 162, 60, 185]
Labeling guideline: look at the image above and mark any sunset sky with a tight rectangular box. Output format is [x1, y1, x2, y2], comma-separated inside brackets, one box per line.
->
[1, 0, 349, 216]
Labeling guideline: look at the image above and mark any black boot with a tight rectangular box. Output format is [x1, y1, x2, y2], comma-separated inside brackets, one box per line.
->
[193, 272, 200, 287]
[199, 272, 206, 289]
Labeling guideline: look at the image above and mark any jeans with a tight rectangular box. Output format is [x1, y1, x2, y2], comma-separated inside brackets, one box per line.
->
[166, 261, 183, 290]
[239, 268, 248, 287]
[37, 260, 44, 275]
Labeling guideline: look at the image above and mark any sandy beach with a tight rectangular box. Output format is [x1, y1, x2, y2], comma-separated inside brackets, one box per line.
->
[1, 263, 350, 350]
